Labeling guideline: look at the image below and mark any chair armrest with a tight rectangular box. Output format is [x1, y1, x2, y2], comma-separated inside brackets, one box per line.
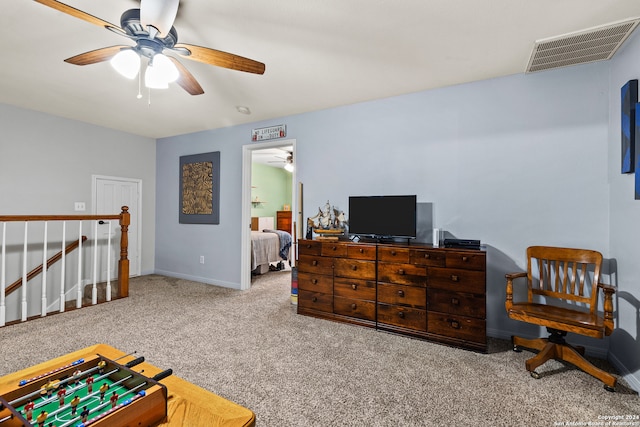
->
[598, 283, 616, 335]
[505, 271, 528, 311]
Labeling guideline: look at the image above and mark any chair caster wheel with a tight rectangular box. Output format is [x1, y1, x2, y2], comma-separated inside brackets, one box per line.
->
[604, 385, 615, 392]
[530, 371, 540, 379]
[513, 345, 522, 352]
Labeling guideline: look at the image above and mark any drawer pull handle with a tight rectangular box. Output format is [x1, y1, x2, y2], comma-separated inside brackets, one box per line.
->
[332, 246, 338, 251]
[398, 269, 405, 275]
[462, 256, 469, 262]
[398, 311, 405, 318]
[450, 320, 461, 329]
[312, 260, 318, 266]
[312, 297, 318, 302]
[391, 250, 397, 256]
[351, 284, 358, 290]
[451, 298, 459, 305]
[351, 265, 358, 271]
[311, 279, 318, 284]
[359, 248, 364, 253]
[351, 303, 357, 309]
[305, 244, 312, 249]
[450, 275, 459, 282]
[424, 253, 431, 259]
[398, 290, 405, 297]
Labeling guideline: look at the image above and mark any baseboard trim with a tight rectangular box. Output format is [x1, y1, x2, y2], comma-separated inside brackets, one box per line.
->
[153, 269, 239, 289]
[608, 351, 640, 393]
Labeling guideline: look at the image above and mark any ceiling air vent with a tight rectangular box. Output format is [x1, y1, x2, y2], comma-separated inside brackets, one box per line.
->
[526, 18, 640, 73]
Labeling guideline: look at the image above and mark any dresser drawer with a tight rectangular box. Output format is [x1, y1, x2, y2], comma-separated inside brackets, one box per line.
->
[427, 267, 485, 293]
[298, 291, 333, 313]
[347, 244, 376, 260]
[334, 277, 376, 300]
[410, 249, 446, 267]
[378, 283, 426, 309]
[445, 251, 485, 271]
[427, 289, 485, 319]
[378, 246, 410, 263]
[298, 254, 334, 276]
[321, 242, 348, 257]
[298, 240, 321, 256]
[378, 262, 426, 286]
[334, 258, 376, 280]
[298, 272, 333, 294]
[377, 303, 427, 331]
[334, 296, 375, 321]
[427, 312, 486, 344]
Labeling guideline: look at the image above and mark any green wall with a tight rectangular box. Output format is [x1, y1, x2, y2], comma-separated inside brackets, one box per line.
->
[251, 163, 292, 220]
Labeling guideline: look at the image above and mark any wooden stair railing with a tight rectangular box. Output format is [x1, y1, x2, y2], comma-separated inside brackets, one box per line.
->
[5, 236, 88, 297]
[0, 207, 130, 320]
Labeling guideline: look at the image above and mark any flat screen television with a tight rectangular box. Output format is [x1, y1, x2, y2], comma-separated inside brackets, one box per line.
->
[348, 195, 417, 239]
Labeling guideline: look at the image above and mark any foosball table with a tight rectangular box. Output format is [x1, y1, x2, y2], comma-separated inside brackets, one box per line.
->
[0, 344, 255, 427]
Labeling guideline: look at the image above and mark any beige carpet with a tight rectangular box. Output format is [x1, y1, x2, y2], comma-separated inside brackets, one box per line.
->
[1, 272, 637, 426]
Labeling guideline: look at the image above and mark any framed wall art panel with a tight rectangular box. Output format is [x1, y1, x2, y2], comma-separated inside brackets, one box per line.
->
[179, 151, 220, 224]
[621, 79, 637, 174]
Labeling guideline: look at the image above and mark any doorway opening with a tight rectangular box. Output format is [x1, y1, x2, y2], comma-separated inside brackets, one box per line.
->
[240, 139, 296, 290]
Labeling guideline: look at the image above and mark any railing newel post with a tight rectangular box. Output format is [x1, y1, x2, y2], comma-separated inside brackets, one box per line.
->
[118, 206, 130, 298]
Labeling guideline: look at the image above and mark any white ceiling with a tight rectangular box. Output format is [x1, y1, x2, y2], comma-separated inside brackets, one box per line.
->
[2, 1, 640, 139]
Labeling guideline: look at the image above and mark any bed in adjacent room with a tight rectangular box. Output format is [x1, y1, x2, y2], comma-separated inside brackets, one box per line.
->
[251, 230, 292, 275]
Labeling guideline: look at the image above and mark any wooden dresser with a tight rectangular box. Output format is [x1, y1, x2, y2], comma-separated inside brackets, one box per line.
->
[297, 239, 487, 352]
[276, 210, 292, 234]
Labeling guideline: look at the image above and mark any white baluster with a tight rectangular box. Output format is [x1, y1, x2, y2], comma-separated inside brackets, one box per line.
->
[22, 222, 28, 322]
[92, 220, 98, 305]
[106, 221, 112, 301]
[41, 221, 48, 317]
[1, 222, 6, 326]
[60, 222, 66, 313]
[77, 221, 83, 309]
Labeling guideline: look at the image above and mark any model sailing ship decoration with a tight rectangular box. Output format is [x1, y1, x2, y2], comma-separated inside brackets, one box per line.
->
[306, 200, 347, 240]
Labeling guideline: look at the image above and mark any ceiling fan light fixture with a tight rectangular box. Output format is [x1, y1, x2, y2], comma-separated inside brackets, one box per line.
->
[110, 49, 141, 79]
[145, 54, 179, 89]
[140, 0, 180, 37]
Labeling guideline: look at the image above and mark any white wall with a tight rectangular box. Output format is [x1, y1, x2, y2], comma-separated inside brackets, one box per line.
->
[607, 31, 640, 391]
[0, 104, 157, 276]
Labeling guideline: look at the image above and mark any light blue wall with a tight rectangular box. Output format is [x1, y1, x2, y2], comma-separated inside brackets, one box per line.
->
[607, 30, 640, 391]
[155, 59, 611, 345]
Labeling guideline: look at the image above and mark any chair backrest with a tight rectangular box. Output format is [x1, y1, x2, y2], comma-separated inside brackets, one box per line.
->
[526, 246, 602, 315]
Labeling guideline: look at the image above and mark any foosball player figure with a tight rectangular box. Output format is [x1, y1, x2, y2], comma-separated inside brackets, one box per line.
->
[71, 369, 82, 386]
[86, 375, 94, 393]
[70, 395, 81, 416]
[36, 410, 48, 427]
[97, 360, 106, 374]
[99, 382, 109, 402]
[57, 387, 66, 408]
[80, 406, 90, 423]
[23, 399, 35, 422]
[109, 391, 119, 408]
[43, 379, 56, 398]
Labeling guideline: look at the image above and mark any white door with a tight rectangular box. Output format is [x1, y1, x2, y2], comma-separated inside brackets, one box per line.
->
[93, 176, 141, 279]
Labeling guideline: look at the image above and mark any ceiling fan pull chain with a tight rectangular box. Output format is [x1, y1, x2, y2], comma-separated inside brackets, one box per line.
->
[137, 61, 143, 100]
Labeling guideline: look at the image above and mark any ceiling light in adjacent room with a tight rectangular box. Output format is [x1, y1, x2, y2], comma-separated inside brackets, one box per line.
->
[110, 49, 140, 79]
[284, 163, 294, 172]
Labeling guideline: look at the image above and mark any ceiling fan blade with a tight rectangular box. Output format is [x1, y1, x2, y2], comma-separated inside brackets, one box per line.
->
[64, 46, 130, 66]
[168, 57, 204, 95]
[174, 43, 265, 75]
[34, 0, 126, 36]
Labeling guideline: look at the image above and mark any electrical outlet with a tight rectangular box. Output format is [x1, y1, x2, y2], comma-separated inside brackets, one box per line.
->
[74, 202, 86, 212]
[199, 256, 205, 264]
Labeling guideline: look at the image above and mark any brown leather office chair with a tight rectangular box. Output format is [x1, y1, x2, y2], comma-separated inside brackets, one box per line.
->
[505, 246, 617, 391]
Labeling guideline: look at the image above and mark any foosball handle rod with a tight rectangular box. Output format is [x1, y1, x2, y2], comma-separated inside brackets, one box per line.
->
[153, 369, 173, 382]
[125, 357, 145, 368]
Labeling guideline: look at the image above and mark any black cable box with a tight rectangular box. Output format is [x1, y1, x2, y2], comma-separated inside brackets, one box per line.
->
[443, 238, 481, 249]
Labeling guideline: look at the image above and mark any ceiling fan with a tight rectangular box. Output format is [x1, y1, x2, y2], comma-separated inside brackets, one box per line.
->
[34, 0, 266, 95]
[269, 151, 294, 172]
